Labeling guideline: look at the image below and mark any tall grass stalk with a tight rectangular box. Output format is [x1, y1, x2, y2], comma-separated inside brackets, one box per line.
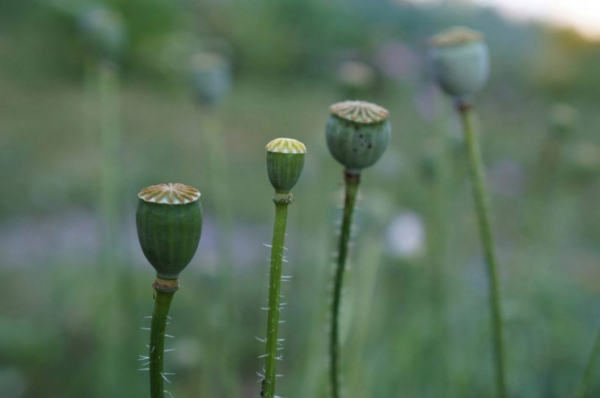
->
[197, 107, 240, 398]
[424, 137, 451, 395]
[95, 59, 123, 397]
[457, 102, 507, 398]
[346, 228, 385, 397]
[574, 328, 600, 398]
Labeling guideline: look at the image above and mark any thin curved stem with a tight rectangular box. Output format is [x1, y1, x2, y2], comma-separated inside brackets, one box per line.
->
[574, 328, 600, 398]
[150, 290, 175, 398]
[458, 104, 507, 398]
[330, 171, 360, 398]
[262, 201, 290, 398]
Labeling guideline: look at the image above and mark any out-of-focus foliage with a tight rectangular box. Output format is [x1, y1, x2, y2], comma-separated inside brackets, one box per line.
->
[1, 0, 600, 397]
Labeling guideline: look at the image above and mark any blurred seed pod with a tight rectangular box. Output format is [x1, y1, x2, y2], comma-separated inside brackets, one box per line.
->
[136, 183, 203, 280]
[549, 103, 580, 139]
[325, 100, 391, 172]
[428, 26, 490, 99]
[565, 141, 600, 182]
[77, 5, 126, 61]
[266, 138, 306, 193]
[336, 60, 376, 98]
[190, 51, 232, 106]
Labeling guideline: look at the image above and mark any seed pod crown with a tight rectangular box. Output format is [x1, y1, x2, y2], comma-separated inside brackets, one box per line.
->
[326, 100, 391, 171]
[136, 183, 203, 280]
[266, 138, 306, 194]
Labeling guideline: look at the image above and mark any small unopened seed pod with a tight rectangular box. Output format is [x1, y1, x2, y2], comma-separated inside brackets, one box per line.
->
[136, 183, 203, 280]
[550, 103, 579, 138]
[429, 26, 489, 99]
[78, 6, 126, 60]
[266, 138, 306, 193]
[190, 52, 232, 106]
[325, 100, 391, 172]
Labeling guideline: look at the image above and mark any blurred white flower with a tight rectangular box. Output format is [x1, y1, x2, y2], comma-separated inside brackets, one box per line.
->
[172, 337, 202, 368]
[385, 212, 426, 259]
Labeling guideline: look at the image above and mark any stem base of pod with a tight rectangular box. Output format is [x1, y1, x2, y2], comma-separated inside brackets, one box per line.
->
[262, 201, 290, 398]
[457, 104, 507, 398]
[149, 289, 175, 398]
[330, 169, 361, 398]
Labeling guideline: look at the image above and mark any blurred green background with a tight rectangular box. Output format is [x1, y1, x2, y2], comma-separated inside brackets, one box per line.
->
[1, 0, 600, 397]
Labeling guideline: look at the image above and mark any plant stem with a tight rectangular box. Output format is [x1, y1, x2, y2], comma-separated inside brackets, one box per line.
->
[330, 170, 361, 398]
[428, 140, 450, 395]
[150, 289, 175, 398]
[96, 59, 122, 397]
[458, 103, 507, 398]
[262, 200, 290, 398]
[199, 107, 240, 398]
[98, 60, 121, 267]
[574, 328, 600, 398]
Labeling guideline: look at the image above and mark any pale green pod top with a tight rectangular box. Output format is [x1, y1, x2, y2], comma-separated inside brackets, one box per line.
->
[266, 138, 306, 194]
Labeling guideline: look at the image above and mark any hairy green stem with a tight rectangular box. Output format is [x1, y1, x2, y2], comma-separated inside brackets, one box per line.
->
[458, 104, 507, 398]
[330, 171, 360, 398]
[574, 328, 600, 398]
[262, 201, 290, 398]
[150, 290, 175, 398]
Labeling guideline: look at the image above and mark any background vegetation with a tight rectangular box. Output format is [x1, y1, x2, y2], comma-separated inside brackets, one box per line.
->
[1, 0, 600, 397]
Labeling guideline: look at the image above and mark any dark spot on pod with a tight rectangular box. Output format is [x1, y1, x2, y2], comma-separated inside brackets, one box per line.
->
[354, 125, 359, 130]
[353, 148, 357, 152]
[368, 143, 373, 148]
[359, 134, 363, 138]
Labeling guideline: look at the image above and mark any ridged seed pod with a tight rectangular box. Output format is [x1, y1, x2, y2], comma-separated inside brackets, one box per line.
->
[136, 183, 203, 280]
[429, 26, 490, 99]
[326, 100, 391, 172]
[266, 138, 306, 193]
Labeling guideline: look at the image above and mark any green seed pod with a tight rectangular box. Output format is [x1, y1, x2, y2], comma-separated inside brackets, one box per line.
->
[549, 103, 579, 139]
[136, 183, 203, 280]
[429, 26, 490, 99]
[78, 6, 126, 61]
[325, 100, 391, 172]
[266, 138, 306, 194]
[190, 52, 232, 106]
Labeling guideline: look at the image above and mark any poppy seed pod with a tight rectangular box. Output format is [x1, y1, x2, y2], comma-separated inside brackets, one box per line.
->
[136, 183, 203, 280]
[429, 26, 490, 99]
[326, 100, 391, 172]
[190, 52, 232, 106]
[78, 6, 126, 60]
[266, 138, 306, 194]
[550, 103, 579, 138]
